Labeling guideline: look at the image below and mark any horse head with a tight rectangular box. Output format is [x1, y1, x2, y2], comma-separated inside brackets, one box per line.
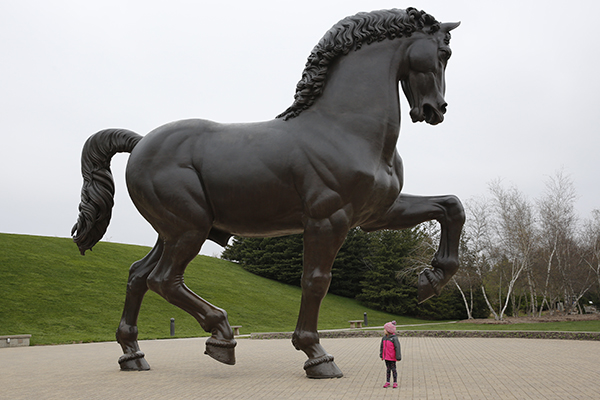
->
[401, 22, 460, 125]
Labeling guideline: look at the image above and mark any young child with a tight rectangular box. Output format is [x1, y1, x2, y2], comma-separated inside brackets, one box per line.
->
[380, 320, 401, 388]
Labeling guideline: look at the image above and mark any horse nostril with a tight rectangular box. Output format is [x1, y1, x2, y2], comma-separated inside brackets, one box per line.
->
[440, 103, 447, 114]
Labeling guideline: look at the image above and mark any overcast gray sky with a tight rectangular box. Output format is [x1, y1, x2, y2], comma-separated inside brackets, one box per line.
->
[2, 1, 599, 257]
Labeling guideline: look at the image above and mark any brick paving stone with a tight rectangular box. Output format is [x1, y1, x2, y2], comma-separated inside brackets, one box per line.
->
[1, 336, 599, 399]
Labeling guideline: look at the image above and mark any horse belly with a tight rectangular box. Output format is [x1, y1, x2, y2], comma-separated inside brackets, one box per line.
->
[199, 151, 306, 237]
[207, 178, 306, 237]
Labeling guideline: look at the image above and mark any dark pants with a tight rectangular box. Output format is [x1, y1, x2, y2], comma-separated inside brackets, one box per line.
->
[385, 360, 397, 382]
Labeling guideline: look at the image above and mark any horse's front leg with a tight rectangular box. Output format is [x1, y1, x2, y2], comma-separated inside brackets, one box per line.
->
[364, 193, 465, 303]
[293, 211, 348, 379]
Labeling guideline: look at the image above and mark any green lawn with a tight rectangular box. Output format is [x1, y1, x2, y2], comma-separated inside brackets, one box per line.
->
[0, 233, 424, 345]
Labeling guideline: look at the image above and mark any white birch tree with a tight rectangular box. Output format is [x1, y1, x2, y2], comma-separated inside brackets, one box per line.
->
[536, 170, 583, 314]
[463, 196, 499, 319]
[488, 180, 537, 320]
[582, 210, 600, 292]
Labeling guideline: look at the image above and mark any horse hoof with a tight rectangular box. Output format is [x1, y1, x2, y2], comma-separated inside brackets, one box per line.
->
[418, 269, 439, 303]
[118, 351, 150, 371]
[204, 337, 236, 365]
[304, 355, 343, 379]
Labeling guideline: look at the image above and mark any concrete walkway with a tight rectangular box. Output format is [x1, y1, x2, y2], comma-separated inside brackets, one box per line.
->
[1, 336, 599, 399]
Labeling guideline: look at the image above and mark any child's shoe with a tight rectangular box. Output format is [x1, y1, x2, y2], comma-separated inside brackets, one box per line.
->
[383, 382, 390, 388]
[393, 382, 398, 388]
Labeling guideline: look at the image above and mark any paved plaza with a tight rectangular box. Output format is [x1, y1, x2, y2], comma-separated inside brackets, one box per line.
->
[1, 335, 599, 399]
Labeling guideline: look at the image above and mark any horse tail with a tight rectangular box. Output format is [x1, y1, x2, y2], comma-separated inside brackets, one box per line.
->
[71, 129, 143, 255]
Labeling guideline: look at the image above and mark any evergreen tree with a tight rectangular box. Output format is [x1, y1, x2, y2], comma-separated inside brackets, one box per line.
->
[330, 228, 370, 297]
[222, 235, 303, 285]
[356, 229, 424, 316]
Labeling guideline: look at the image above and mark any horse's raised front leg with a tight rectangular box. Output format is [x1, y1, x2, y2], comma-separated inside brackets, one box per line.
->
[363, 193, 465, 303]
[146, 230, 236, 366]
[115, 238, 163, 371]
[293, 210, 349, 379]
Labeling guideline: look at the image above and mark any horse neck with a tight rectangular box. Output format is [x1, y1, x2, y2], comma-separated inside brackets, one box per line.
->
[306, 38, 411, 158]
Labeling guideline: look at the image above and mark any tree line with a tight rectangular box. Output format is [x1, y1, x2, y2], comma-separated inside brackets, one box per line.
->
[221, 170, 599, 320]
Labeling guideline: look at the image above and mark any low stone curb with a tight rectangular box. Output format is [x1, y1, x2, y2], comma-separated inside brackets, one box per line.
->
[0, 335, 32, 348]
[251, 330, 600, 341]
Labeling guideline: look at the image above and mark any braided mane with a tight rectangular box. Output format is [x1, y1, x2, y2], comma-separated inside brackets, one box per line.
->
[276, 8, 440, 121]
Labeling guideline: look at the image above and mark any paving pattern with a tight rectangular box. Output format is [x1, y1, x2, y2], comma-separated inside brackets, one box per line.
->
[1, 336, 599, 399]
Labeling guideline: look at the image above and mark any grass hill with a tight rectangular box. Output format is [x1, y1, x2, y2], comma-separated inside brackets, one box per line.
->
[0, 233, 426, 345]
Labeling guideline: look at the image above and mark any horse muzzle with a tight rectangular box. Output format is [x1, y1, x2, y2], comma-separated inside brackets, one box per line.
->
[410, 102, 446, 125]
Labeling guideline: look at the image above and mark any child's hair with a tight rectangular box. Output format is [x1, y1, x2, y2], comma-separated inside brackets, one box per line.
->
[384, 320, 397, 335]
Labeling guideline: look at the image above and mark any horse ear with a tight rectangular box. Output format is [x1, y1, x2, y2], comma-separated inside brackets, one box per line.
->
[441, 22, 461, 32]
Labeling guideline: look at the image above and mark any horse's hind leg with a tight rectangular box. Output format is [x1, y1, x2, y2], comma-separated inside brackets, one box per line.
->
[116, 238, 163, 371]
[147, 231, 236, 365]
[363, 193, 465, 303]
[128, 165, 235, 365]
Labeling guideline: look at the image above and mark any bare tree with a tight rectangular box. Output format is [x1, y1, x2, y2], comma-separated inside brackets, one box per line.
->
[536, 170, 582, 314]
[463, 196, 499, 319]
[488, 180, 537, 320]
[397, 221, 439, 280]
[454, 234, 480, 320]
[582, 210, 600, 291]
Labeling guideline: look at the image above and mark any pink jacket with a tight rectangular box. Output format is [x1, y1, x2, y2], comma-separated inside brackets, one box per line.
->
[380, 334, 401, 361]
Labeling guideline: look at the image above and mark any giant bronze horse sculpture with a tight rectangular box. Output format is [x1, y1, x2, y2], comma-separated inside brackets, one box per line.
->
[72, 8, 463, 378]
